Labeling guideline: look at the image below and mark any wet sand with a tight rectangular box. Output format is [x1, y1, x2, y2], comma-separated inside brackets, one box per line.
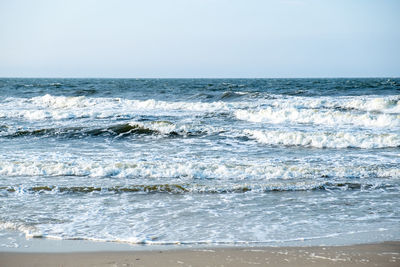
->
[1, 242, 399, 266]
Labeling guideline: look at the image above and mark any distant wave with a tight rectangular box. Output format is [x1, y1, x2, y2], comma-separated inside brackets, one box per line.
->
[0, 94, 244, 121]
[1, 94, 399, 125]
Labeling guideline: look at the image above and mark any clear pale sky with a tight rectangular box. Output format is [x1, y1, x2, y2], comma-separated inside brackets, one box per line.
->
[0, 0, 399, 78]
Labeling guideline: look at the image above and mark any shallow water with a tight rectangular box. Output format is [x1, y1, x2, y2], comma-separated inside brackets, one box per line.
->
[0, 78, 399, 247]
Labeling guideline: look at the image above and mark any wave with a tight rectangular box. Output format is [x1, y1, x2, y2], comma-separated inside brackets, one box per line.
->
[235, 106, 400, 128]
[0, 94, 256, 122]
[0, 121, 214, 138]
[0, 95, 230, 121]
[0, 221, 38, 237]
[219, 91, 252, 100]
[269, 95, 400, 114]
[1, 94, 399, 123]
[4, 124, 158, 138]
[245, 129, 400, 149]
[27, 94, 234, 111]
[0, 181, 390, 195]
[0, 159, 398, 180]
[337, 96, 400, 113]
[0, 219, 387, 246]
[3, 121, 398, 150]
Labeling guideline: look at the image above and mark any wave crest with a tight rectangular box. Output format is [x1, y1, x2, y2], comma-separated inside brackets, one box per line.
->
[0, 160, 398, 180]
[245, 129, 400, 149]
[1, 121, 214, 138]
[235, 107, 400, 128]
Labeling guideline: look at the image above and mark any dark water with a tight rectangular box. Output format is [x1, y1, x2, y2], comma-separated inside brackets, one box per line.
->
[0, 78, 399, 247]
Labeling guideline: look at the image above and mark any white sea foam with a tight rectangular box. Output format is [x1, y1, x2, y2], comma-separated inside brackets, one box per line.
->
[0, 222, 41, 238]
[1, 94, 399, 124]
[29, 94, 235, 111]
[245, 129, 400, 149]
[126, 121, 222, 136]
[0, 159, 398, 180]
[265, 95, 400, 114]
[340, 96, 400, 113]
[0, 96, 236, 122]
[235, 107, 400, 128]
[0, 95, 239, 120]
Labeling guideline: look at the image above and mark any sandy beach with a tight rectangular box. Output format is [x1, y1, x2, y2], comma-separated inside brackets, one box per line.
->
[1, 242, 399, 267]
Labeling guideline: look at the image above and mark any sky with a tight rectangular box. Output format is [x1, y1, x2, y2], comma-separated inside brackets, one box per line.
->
[0, 0, 399, 78]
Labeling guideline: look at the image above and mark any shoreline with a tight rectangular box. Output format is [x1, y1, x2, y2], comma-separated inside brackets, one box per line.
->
[1, 241, 399, 266]
[2, 229, 399, 253]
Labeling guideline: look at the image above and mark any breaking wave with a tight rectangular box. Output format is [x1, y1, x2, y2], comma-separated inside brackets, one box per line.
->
[1, 94, 399, 125]
[235, 107, 400, 128]
[0, 94, 241, 121]
[245, 129, 400, 149]
[0, 160, 398, 180]
[268, 95, 400, 114]
[0, 121, 215, 138]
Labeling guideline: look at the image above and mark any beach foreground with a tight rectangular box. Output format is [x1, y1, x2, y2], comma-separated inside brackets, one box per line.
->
[1, 242, 399, 267]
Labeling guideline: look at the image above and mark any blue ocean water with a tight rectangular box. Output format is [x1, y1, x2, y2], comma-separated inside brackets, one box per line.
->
[0, 78, 399, 247]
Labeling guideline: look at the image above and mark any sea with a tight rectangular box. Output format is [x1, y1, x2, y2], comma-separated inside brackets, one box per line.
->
[0, 78, 399, 249]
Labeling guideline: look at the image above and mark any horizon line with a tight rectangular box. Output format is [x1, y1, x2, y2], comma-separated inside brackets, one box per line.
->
[0, 76, 399, 79]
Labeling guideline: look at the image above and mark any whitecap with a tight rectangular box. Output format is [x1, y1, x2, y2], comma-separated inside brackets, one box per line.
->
[244, 129, 400, 149]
